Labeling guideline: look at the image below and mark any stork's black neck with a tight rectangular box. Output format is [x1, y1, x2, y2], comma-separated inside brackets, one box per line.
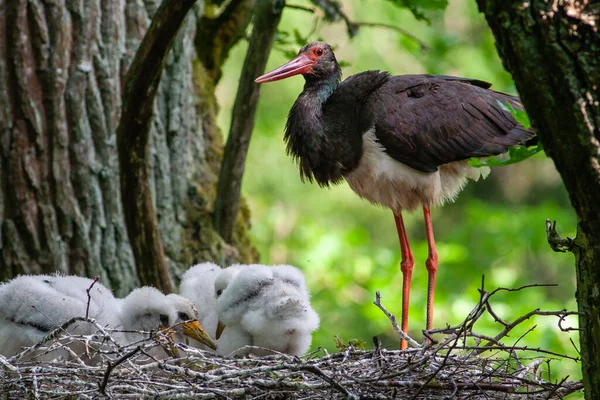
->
[303, 72, 341, 104]
[284, 71, 350, 187]
[284, 69, 389, 187]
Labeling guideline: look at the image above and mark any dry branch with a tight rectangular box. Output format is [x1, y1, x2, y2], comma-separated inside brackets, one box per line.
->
[373, 291, 421, 349]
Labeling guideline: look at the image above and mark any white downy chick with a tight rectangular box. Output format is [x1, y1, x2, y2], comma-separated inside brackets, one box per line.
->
[116, 286, 180, 360]
[215, 265, 273, 356]
[241, 264, 319, 356]
[179, 262, 223, 338]
[165, 293, 217, 350]
[40, 274, 120, 325]
[271, 264, 312, 302]
[180, 263, 243, 351]
[0, 273, 213, 363]
[0, 275, 115, 362]
[42, 275, 215, 351]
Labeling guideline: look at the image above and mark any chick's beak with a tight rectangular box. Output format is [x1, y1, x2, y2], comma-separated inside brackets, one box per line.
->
[182, 320, 218, 350]
[216, 320, 226, 340]
[158, 327, 180, 358]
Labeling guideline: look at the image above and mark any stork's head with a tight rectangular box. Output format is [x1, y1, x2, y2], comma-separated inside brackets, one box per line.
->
[255, 42, 340, 84]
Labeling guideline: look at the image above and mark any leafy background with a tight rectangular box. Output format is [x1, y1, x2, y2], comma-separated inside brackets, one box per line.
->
[216, 0, 580, 390]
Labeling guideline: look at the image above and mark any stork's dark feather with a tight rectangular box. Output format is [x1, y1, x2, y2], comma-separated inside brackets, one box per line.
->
[285, 69, 533, 185]
[365, 74, 534, 172]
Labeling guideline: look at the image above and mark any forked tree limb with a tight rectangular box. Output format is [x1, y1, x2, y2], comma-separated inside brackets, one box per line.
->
[117, 0, 199, 293]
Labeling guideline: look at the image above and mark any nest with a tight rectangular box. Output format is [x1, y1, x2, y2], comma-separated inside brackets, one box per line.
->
[0, 284, 583, 399]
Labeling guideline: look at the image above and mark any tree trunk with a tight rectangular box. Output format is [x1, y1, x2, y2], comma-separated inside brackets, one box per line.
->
[476, 1, 600, 397]
[0, 0, 257, 296]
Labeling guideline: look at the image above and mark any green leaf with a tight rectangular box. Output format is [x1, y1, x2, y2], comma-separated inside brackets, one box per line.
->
[333, 335, 367, 350]
[293, 29, 307, 47]
[497, 100, 531, 129]
[469, 100, 540, 167]
[283, 49, 298, 59]
[468, 145, 543, 167]
[274, 30, 291, 45]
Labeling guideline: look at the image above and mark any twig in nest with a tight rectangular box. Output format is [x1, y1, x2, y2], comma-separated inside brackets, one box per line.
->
[8, 316, 119, 363]
[475, 309, 580, 355]
[411, 288, 489, 400]
[544, 375, 571, 400]
[85, 277, 99, 319]
[99, 346, 141, 394]
[302, 365, 356, 398]
[372, 291, 421, 348]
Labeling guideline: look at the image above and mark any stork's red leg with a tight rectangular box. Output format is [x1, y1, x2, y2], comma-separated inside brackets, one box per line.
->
[394, 213, 414, 350]
[423, 206, 439, 332]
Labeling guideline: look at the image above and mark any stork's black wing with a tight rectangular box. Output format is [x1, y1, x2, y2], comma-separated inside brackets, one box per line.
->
[369, 74, 534, 173]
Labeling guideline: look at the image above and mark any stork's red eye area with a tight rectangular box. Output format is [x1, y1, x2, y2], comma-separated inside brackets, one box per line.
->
[313, 47, 324, 57]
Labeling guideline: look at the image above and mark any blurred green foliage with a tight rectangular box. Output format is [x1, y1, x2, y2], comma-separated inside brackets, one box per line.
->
[215, 0, 581, 391]
[384, 0, 449, 22]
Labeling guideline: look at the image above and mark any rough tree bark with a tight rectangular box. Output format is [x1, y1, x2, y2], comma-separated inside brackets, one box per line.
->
[476, 1, 599, 398]
[0, 0, 258, 296]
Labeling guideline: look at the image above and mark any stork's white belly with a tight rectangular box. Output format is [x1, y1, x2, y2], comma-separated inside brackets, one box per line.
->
[344, 129, 489, 213]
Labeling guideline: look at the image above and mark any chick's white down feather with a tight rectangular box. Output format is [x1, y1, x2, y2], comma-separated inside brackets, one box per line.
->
[0, 275, 206, 362]
[233, 265, 319, 356]
[0, 275, 118, 361]
[181, 264, 319, 357]
[179, 262, 224, 339]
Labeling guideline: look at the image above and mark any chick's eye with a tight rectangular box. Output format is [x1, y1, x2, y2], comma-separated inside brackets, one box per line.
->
[178, 312, 190, 321]
[159, 314, 170, 327]
[216, 289, 223, 297]
[315, 48, 323, 56]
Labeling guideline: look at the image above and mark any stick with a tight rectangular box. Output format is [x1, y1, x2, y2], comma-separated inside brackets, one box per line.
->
[373, 291, 421, 348]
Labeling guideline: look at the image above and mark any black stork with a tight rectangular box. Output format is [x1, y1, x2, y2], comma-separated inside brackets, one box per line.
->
[255, 42, 534, 349]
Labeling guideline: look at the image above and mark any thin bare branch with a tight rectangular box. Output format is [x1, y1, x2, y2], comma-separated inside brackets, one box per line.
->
[373, 291, 421, 349]
[99, 347, 141, 394]
[308, 0, 429, 50]
[85, 277, 99, 319]
[286, 3, 316, 13]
